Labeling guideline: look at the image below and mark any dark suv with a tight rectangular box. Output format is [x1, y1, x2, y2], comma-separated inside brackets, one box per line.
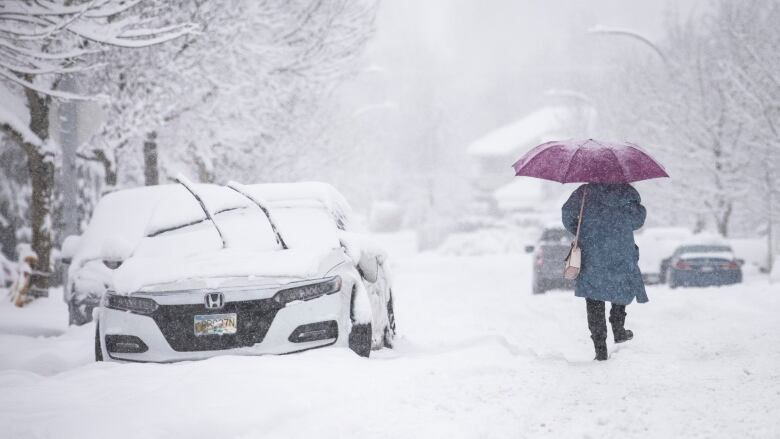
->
[526, 227, 575, 294]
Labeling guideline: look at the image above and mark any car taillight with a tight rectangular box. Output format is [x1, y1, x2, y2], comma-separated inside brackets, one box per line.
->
[721, 261, 739, 270]
[675, 260, 692, 270]
[535, 248, 544, 267]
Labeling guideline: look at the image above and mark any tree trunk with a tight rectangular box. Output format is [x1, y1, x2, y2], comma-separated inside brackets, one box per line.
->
[716, 202, 732, 237]
[24, 87, 53, 288]
[143, 131, 159, 186]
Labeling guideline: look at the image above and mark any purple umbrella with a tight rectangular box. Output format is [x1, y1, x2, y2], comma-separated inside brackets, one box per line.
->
[512, 138, 669, 183]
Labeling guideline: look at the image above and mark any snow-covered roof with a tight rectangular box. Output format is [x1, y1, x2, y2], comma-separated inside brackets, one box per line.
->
[467, 106, 589, 158]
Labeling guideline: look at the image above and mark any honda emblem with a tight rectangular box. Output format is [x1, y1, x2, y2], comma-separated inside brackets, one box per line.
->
[204, 292, 224, 309]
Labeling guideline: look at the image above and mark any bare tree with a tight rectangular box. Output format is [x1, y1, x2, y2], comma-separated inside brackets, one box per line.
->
[76, 0, 378, 192]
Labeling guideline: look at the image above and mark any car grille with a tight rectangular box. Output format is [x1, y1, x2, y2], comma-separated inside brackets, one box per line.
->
[151, 298, 283, 352]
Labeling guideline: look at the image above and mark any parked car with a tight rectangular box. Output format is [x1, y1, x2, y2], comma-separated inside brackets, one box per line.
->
[664, 244, 743, 288]
[62, 185, 188, 325]
[635, 227, 693, 284]
[67, 180, 395, 361]
[526, 227, 574, 294]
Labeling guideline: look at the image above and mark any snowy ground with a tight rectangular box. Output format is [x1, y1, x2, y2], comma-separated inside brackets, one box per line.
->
[1, 234, 779, 438]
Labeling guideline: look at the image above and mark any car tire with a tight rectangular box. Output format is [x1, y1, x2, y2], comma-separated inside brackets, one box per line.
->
[532, 281, 545, 295]
[348, 287, 372, 358]
[95, 323, 103, 362]
[69, 301, 94, 326]
[382, 290, 396, 349]
[349, 322, 372, 358]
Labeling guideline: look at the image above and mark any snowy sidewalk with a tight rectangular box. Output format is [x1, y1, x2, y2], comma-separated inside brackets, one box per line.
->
[0, 253, 778, 438]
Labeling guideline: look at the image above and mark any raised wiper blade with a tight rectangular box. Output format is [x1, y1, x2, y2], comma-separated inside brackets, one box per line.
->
[226, 181, 289, 250]
[174, 174, 227, 248]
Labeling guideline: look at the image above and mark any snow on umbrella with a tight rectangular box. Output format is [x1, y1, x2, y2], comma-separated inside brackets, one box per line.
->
[512, 138, 669, 183]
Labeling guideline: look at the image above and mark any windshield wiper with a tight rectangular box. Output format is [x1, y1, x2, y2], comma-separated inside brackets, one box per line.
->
[147, 207, 241, 238]
[226, 181, 289, 250]
[175, 174, 227, 248]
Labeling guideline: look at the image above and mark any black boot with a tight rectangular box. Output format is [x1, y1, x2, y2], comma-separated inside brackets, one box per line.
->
[586, 299, 609, 361]
[609, 304, 633, 343]
[592, 337, 608, 361]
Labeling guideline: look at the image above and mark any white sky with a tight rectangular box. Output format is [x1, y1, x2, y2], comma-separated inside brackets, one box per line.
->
[351, 0, 710, 147]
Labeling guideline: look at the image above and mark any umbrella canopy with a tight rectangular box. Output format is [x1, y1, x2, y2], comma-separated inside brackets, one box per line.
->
[512, 138, 669, 184]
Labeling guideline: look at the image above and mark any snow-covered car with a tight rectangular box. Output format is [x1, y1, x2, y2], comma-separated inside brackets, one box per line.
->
[62, 187, 178, 325]
[525, 227, 574, 294]
[665, 243, 743, 289]
[635, 227, 693, 284]
[95, 180, 395, 362]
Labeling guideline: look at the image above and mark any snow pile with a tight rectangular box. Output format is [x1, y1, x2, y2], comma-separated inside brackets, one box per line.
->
[635, 227, 693, 274]
[730, 238, 769, 273]
[771, 261, 780, 283]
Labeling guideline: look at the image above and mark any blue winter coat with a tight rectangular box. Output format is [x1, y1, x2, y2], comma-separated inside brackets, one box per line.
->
[561, 183, 648, 305]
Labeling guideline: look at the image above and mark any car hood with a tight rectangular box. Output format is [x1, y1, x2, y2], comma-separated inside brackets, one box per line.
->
[111, 247, 343, 295]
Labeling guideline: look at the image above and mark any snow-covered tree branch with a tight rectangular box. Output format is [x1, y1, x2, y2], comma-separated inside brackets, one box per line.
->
[0, 0, 194, 288]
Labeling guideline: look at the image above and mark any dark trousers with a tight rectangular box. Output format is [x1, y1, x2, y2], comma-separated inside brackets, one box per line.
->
[586, 298, 627, 342]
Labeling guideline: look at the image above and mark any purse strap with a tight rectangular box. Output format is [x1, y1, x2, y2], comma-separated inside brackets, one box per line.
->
[573, 187, 587, 247]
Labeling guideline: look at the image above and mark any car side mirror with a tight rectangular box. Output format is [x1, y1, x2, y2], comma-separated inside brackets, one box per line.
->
[525, 245, 535, 254]
[358, 253, 380, 283]
[61, 235, 82, 265]
[101, 236, 133, 264]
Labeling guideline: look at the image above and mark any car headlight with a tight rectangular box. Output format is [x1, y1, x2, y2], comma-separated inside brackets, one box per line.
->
[104, 292, 158, 315]
[274, 276, 342, 305]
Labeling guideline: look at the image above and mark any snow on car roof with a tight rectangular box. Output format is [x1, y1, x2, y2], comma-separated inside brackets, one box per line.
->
[678, 251, 736, 261]
[241, 182, 352, 228]
[71, 184, 250, 264]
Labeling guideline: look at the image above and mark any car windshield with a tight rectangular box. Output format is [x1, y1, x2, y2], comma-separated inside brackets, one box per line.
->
[677, 245, 732, 255]
[133, 207, 280, 258]
[272, 207, 340, 249]
[541, 228, 572, 243]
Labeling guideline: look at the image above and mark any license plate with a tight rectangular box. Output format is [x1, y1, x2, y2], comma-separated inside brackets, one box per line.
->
[194, 313, 237, 336]
[700, 266, 714, 272]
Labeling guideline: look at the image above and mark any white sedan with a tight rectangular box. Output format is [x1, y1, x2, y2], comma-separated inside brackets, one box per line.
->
[96, 179, 395, 362]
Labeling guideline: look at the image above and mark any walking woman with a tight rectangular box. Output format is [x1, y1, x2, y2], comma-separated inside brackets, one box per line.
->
[562, 183, 648, 361]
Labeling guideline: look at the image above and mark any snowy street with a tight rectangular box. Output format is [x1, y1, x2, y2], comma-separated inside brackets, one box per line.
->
[1, 237, 778, 439]
[2, 1, 780, 438]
